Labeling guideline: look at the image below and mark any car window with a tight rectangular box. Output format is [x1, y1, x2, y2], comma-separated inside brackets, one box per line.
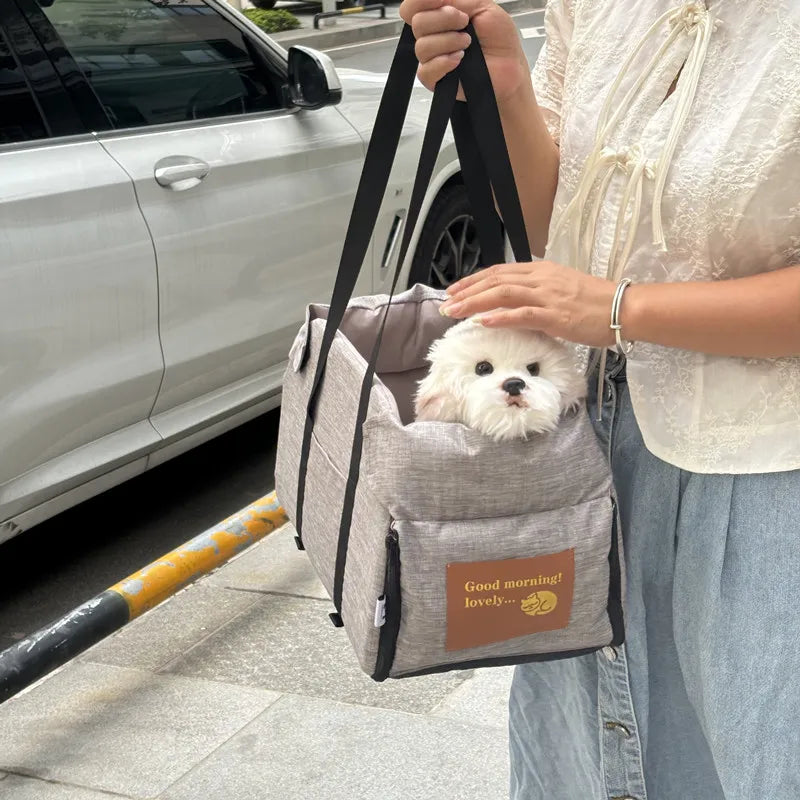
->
[0, 29, 48, 143]
[38, 0, 283, 129]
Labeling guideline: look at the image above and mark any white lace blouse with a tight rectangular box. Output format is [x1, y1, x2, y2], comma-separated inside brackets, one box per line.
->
[532, 0, 800, 474]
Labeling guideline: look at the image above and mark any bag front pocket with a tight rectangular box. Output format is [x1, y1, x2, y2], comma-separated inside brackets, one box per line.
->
[388, 495, 618, 677]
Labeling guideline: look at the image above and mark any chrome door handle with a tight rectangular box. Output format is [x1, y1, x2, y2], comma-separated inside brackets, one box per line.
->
[154, 156, 210, 190]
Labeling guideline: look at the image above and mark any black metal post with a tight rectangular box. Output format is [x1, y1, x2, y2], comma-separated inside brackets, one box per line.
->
[314, 4, 386, 28]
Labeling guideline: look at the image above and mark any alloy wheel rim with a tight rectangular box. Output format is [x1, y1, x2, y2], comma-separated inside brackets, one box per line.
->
[428, 214, 482, 288]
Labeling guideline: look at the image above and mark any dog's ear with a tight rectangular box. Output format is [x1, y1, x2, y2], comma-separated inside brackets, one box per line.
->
[414, 334, 463, 423]
[414, 389, 460, 423]
[559, 370, 588, 414]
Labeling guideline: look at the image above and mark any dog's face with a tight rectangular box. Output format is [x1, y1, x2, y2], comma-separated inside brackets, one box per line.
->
[414, 319, 586, 441]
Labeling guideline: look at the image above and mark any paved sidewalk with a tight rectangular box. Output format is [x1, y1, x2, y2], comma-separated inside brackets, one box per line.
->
[0, 523, 514, 800]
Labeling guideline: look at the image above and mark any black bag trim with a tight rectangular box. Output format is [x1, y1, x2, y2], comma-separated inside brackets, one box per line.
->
[371, 528, 401, 682]
[608, 498, 625, 646]
[388, 646, 609, 680]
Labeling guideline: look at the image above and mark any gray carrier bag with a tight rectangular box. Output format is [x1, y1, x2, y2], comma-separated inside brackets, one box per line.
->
[275, 26, 624, 681]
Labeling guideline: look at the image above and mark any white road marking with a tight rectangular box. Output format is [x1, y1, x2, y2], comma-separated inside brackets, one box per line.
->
[520, 25, 546, 39]
[326, 35, 400, 52]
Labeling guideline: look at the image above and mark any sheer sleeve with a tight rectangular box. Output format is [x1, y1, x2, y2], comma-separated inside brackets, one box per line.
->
[530, 0, 575, 145]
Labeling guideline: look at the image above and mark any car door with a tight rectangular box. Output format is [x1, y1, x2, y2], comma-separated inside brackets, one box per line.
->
[35, 0, 370, 446]
[0, 0, 163, 535]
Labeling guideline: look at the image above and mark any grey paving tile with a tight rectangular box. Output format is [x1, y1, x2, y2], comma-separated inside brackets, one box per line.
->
[431, 666, 515, 730]
[205, 525, 328, 600]
[0, 775, 131, 800]
[164, 593, 470, 713]
[0, 662, 280, 798]
[162, 693, 509, 800]
[82, 583, 259, 672]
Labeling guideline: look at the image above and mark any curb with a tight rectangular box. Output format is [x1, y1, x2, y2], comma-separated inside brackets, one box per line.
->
[0, 493, 288, 704]
[273, 0, 544, 50]
[273, 16, 403, 50]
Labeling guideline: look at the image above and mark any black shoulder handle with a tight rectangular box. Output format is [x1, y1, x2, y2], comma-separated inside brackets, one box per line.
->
[295, 26, 532, 609]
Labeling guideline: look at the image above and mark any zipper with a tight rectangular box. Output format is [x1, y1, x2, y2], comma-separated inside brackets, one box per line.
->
[608, 495, 625, 646]
[372, 527, 401, 682]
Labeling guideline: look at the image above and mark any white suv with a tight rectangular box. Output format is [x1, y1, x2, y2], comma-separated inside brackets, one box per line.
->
[0, 0, 481, 542]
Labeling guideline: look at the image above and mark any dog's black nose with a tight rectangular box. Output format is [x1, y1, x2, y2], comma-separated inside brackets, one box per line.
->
[502, 378, 526, 396]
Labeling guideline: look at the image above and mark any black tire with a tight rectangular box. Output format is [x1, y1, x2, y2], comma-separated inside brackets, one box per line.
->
[408, 183, 484, 289]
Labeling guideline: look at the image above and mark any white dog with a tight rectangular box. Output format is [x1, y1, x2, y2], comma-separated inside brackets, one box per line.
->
[414, 318, 586, 441]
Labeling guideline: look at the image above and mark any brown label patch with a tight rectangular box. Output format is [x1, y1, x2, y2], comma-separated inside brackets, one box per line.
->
[445, 550, 575, 652]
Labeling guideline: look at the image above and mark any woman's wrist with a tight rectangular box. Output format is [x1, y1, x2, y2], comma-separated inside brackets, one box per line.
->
[496, 74, 538, 123]
[617, 282, 646, 347]
[615, 268, 800, 359]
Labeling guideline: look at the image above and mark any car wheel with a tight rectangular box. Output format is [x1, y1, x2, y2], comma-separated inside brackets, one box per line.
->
[408, 183, 484, 289]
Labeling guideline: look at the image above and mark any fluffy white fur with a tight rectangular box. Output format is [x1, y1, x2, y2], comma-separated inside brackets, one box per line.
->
[414, 318, 586, 441]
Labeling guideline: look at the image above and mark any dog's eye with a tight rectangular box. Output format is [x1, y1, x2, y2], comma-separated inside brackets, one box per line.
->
[527, 362, 540, 376]
[475, 361, 494, 376]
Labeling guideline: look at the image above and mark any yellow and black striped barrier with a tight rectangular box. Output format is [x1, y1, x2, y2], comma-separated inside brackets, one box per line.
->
[313, 3, 386, 28]
[0, 493, 288, 704]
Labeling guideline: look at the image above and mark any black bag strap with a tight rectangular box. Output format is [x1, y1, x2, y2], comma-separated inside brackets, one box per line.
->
[329, 62, 462, 613]
[294, 24, 418, 539]
[294, 25, 532, 618]
[451, 100, 506, 268]
[456, 35, 531, 265]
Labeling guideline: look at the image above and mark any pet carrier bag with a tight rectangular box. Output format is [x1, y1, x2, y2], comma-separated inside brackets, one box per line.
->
[275, 25, 624, 681]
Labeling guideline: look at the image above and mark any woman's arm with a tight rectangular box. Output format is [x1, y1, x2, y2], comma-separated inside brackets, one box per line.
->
[497, 82, 561, 258]
[438, 261, 800, 359]
[621, 265, 800, 358]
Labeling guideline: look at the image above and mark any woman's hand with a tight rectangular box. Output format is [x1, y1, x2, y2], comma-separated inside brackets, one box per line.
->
[438, 262, 618, 348]
[399, 0, 530, 102]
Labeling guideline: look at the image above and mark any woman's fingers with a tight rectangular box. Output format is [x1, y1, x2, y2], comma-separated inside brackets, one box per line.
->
[478, 307, 556, 331]
[401, 0, 488, 24]
[417, 53, 466, 91]
[399, 0, 447, 25]
[447, 263, 537, 296]
[440, 284, 543, 318]
[415, 31, 472, 63]
[442, 268, 539, 311]
[409, 6, 471, 90]
[410, 5, 470, 37]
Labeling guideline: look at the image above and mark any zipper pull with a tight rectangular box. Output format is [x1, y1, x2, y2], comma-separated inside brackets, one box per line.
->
[374, 595, 387, 627]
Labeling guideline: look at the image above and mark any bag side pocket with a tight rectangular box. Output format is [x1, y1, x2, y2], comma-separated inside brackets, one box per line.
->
[372, 527, 402, 682]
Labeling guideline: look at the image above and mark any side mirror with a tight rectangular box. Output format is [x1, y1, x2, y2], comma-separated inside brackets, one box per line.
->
[287, 46, 342, 110]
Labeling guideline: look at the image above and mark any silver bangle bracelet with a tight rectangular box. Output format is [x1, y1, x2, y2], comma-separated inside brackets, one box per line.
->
[610, 278, 635, 356]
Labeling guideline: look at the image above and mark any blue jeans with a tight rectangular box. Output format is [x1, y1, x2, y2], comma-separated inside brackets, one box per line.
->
[509, 354, 800, 799]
